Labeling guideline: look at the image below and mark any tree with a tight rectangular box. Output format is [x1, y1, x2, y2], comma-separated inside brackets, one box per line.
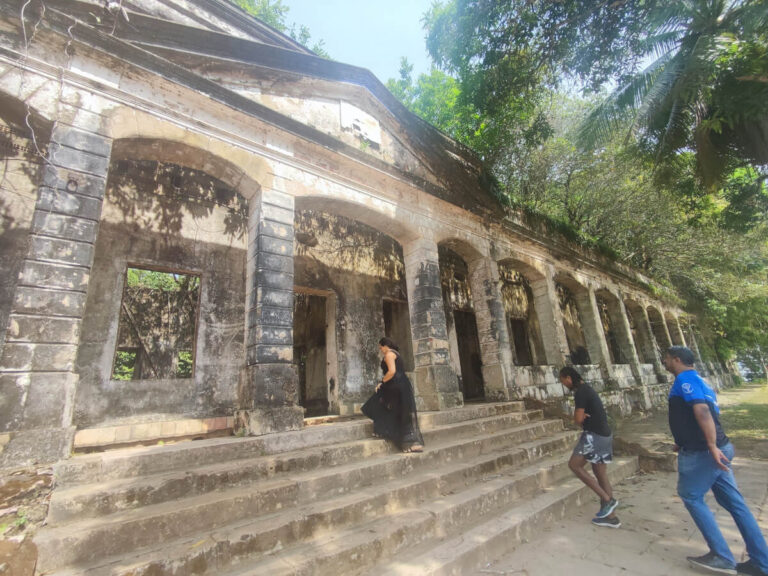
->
[580, 0, 768, 189]
[424, 1, 768, 189]
[230, 0, 328, 57]
[424, 0, 657, 113]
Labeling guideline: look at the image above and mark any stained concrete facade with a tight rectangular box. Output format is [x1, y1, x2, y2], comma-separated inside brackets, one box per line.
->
[0, 0, 732, 467]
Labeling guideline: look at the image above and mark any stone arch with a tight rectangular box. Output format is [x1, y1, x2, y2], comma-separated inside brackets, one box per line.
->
[0, 91, 54, 142]
[295, 196, 420, 245]
[110, 138, 261, 200]
[105, 108, 273, 194]
[553, 273, 592, 365]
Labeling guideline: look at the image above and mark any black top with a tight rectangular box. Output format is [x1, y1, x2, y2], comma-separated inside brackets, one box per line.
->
[573, 383, 611, 437]
[668, 369, 729, 451]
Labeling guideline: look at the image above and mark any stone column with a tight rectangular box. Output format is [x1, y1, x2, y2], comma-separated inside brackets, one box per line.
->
[0, 125, 111, 467]
[575, 288, 614, 380]
[639, 306, 668, 379]
[528, 271, 569, 366]
[613, 298, 642, 381]
[236, 188, 304, 435]
[668, 316, 686, 347]
[467, 257, 512, 401]
[613, 299, 641, 365]
[403, 237, 462, 411]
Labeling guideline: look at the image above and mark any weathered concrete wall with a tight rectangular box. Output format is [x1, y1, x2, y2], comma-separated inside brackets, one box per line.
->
[293, 208, 409, 414]
[74, 158, 247, 427]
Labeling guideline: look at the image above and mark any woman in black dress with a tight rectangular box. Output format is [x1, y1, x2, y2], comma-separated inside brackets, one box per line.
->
[362, 337, 424, 453]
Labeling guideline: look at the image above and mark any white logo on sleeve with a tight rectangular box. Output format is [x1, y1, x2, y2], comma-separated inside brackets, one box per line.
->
[682, 383, 693, 394]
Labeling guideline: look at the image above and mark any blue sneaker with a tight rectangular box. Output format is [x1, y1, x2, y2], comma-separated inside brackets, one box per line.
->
[595, 498, 619, 518]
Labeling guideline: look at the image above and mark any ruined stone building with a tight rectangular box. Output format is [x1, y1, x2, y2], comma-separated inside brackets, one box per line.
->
[0, 0, 728, 469]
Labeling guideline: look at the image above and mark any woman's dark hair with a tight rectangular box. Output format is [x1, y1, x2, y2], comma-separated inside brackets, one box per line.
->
[379, 337, 399, 351]
[559, 366, 583, 387]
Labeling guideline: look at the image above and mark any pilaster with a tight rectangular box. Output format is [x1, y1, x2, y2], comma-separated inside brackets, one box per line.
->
[403, 237, 462, 410]
[0, 124, 112, 467]
[467, 257, 512, 401]
[236, 188, 303, 434]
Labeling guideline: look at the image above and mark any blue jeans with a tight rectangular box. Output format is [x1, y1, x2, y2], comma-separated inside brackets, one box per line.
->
[677, 442, 768, 572]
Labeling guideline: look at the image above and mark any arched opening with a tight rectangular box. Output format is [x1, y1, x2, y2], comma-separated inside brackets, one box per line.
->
[438, 243, 485, 401]
[554, 275, 591, 365]
[293, 197, 414, 416]
[665, 312, 685, 346]
[624, 299, 657, 364]
[74, 139, 250, 428]
[595, 289, 629, 365]
[497, 261, 546, 366]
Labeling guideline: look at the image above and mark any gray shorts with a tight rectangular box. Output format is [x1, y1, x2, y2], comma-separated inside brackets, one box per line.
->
[572, 430, 613, 464]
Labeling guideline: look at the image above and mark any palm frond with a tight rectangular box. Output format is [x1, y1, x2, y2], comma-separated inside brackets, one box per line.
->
[577, 52, 678, 150]
[641, 30, 686, 61]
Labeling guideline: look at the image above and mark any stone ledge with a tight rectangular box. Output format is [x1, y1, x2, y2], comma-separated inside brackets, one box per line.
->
[72, 417, 235, 451]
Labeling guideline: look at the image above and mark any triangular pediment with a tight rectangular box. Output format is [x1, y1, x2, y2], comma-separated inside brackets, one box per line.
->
[47, 0, 504, 215]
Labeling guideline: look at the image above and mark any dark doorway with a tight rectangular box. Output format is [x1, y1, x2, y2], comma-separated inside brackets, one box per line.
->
[293, 292, 329, 417]
[453, 310, 485, 400]
[382, 299, 414, 371]
[508, 318, 533, 366]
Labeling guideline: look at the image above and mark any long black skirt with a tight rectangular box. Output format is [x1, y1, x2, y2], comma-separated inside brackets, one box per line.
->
[361, 373, 423, 450]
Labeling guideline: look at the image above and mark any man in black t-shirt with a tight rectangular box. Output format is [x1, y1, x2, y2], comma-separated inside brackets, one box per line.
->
[559, 366, 619, 528]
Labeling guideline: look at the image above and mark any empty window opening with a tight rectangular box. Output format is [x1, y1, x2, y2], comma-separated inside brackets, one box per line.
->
[111, 267, 201, 380]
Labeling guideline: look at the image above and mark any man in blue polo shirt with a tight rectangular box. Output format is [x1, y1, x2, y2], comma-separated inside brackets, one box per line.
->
[665, 346, 768, 576]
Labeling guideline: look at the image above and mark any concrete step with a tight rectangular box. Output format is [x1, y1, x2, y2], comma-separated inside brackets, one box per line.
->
[373, 457, 640, 576]
[36, 417, 563, 573]
[53, 402, 525, 487]
[219, 457, 638, 576]
[46, 432, 580, 576]
[47, 407, 541, 525]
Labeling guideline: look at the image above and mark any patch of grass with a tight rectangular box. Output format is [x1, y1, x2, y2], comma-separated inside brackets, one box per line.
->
[719, 382, 768, 441]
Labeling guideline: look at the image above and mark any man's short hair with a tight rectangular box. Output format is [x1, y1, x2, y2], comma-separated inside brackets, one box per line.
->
[666, 345, 695, 366]
[559, 365, 584, 386]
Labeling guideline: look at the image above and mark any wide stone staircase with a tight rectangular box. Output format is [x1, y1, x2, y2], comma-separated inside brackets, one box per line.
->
[35, 402, 638, 575]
